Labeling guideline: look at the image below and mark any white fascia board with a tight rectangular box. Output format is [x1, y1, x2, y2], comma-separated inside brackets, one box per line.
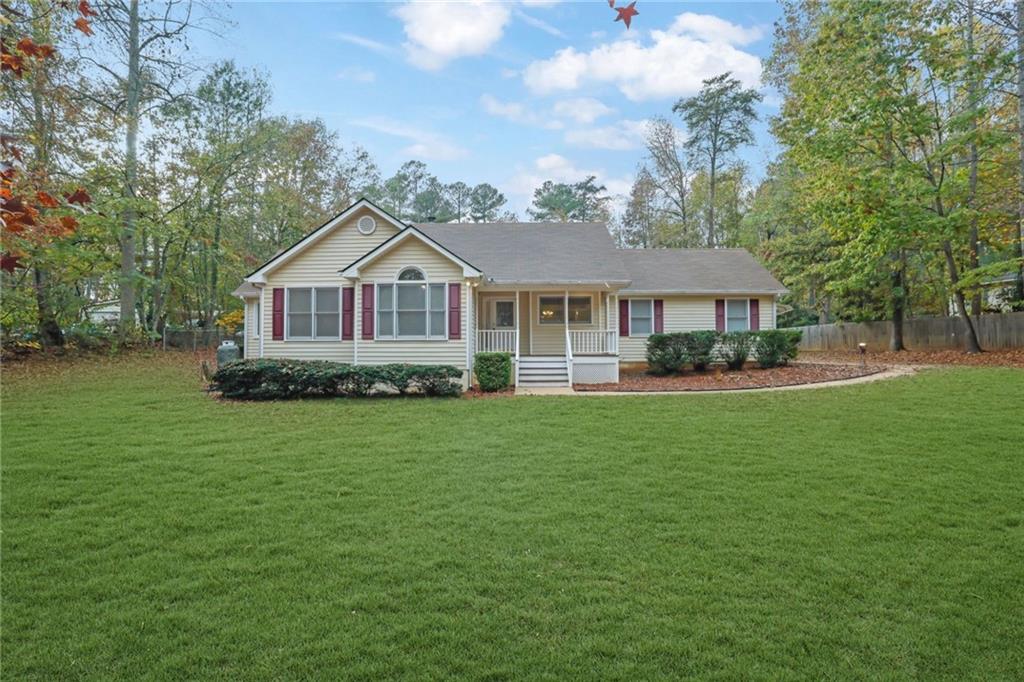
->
[339, 227, 482, 279]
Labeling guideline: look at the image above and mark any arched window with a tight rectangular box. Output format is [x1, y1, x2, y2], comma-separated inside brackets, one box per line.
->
[376, 268, 446, 339]
[397, 267, 425, 281]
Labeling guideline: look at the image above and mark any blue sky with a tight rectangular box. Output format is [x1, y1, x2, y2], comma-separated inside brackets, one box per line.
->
[196, 1, 782, 213]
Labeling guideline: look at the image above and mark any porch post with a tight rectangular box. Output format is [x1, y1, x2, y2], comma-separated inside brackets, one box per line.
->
[514, 288, 520, 354]
[564, 289, 569, 355]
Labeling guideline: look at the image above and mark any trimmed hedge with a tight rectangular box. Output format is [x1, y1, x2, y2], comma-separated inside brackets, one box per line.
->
[211, 359, 462, 399]
[644, 329, 801, 373]
[474, 352, 512, 392]
[646, 334, 688, 374]
[753, 329, 802, 368]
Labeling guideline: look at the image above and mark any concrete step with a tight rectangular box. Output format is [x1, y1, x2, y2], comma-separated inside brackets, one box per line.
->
[517, 380, 571, 387]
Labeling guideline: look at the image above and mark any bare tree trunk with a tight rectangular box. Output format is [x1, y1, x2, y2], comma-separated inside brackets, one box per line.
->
[119, 0, 141, 332]
[707, 155, 717, 248]
[967, 0, 983, 316]
[944, 241, 983, 353]
[890, 256, 906, 351]
[1016, 0, 1024, 305]
[34, 268, 64, 347]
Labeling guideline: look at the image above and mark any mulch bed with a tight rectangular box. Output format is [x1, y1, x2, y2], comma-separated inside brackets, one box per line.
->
[575, 363, 885, 392]
[799, 349, 1024, 368]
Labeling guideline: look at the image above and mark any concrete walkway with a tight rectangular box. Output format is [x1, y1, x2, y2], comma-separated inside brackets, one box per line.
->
[574, 365, 917, 397]
[514, 386, 577, 396]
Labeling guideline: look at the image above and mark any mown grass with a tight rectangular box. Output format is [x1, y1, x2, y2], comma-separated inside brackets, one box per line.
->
[2, 353, 1023, 680]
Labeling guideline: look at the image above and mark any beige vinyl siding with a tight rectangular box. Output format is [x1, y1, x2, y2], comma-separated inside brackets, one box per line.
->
[356, 238, 468, 370]
[259, 208, 399, 361]
[618, 295, 775, 362]
[243, 299, 260, 359]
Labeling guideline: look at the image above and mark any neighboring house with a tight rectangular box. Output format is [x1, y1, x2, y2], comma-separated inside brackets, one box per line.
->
[84, 300, 122, 326]
[233, 199, 786, 388]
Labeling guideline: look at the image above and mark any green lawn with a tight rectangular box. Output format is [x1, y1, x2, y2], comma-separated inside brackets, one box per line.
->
[3, 354, 1023, 680]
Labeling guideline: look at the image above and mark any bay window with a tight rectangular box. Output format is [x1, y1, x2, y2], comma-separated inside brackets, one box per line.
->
[287, 287, 339, 339]
[376, 267, 447, 339]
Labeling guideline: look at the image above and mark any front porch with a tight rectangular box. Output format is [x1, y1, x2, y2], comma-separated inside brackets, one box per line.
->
[473, 289, 620, 387]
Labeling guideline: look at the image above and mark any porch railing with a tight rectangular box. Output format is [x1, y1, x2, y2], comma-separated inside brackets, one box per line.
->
[477, 329, 517, 353]
[568, 330, 618, 355]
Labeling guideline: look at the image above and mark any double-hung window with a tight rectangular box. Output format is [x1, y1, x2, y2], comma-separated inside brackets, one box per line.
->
[376, 268, 447, 339]
[287, 287, 339, 339]
[726, 299, 749, 331]
[629, 299, 653, 336]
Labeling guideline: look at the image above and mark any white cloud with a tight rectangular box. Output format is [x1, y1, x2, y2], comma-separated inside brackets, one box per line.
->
[521, 0, 562, 6]
[334, 32, 392, 54]
[514, 8, 566, 38]
[335, 67, 376, 83]
[393, 1, 511, 70]
[350, 117, 468, 161]
[507, 154, 632, 204]
[480, 94, 563, 129]
[563, 119, 649, 151]
[552, 97, 613, 124]
[669, 12, 764, 46]
[522, 12, 762, 101]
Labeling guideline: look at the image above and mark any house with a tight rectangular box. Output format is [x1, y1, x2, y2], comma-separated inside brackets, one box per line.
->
[232, 198, 786, 388]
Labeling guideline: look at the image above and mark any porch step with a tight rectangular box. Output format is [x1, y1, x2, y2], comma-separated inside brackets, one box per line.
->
[517, 356, 570, 387]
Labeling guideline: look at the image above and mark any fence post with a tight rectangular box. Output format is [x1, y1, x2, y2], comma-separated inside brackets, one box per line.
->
[162, 326, 167, 351]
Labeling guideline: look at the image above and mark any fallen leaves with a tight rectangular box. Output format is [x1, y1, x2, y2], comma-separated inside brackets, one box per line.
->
[576, 363, 882, 392]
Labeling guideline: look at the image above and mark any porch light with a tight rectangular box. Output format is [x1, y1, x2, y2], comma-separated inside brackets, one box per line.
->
[858, 342, 867, 368]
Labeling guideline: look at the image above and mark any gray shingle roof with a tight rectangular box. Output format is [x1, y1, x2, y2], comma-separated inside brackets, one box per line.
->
[617, 248, 787, 294]
[415, 222, 630, 285]
[414, 222, 785, 294]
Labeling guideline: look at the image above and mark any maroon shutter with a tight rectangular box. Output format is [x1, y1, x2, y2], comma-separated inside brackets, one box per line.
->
[272, 288, 284, 340]
[749, 298, 760, 331]
[342, 287, 354, 340]
[361, 283, 374, 339]
[619, 299, 629, 336]
[448, 283, 461, 339]
[715, 299, 725, 332]
[654, 299, 664, 333]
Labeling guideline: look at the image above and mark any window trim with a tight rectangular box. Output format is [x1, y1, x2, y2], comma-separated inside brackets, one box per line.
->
[251, 300, 260, 338]
[628, 298, 654, 337]
[725, 297, 750, 332]
[374, 272, 450, 341]
[537, 294, 594, 326]
[284, 286, 342, 341]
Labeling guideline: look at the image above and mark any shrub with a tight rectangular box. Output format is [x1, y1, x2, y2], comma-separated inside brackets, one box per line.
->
[474, 352, 512, 391]
[210, 360, 463, 399]
[719, 332, 754, 371]
[646, 333, 688, 374]
[65, 322, 112, 350]
[411, 365, 463, 397]
[753, 329, 802, 368]
[378, 364, 415, 394]
[682, 330, 719, 372]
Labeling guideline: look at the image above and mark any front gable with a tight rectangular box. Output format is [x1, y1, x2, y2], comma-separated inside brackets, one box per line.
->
[339, 226, 482, 280]
[248, 199, 405, 284]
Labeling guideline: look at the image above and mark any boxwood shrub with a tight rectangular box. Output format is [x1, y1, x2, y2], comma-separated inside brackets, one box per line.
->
[211, 359, 462, 399]
[753, 329, 802, 368]
[646, 333, 689, 374]
[474, 352, 512, 392]
[683, 330, 719, 371]
[719, 331, 754, 370]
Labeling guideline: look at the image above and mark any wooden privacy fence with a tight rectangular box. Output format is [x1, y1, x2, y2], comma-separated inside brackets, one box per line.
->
[788, 311, 1024, 351]
[162, 328, 244, 352]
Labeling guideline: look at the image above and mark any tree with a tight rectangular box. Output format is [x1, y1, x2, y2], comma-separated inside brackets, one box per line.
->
[528, 177, 609, 222]
[620, 167, 659, 247]
[411, 177, 455, 222]
[85, 0, 210, 333]
[468, 183, 506, 222]
[644, 117, 691, 233]
[446, 181, 472, 222]
[673, 72, 761, 247]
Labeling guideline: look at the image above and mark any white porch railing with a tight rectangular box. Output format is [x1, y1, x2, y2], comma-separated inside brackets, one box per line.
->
[569, 330, 618, 355]
[477, 329, 518, 353]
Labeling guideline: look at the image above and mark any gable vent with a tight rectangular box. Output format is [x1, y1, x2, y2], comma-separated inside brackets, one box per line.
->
[357, 215, 376, 235]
